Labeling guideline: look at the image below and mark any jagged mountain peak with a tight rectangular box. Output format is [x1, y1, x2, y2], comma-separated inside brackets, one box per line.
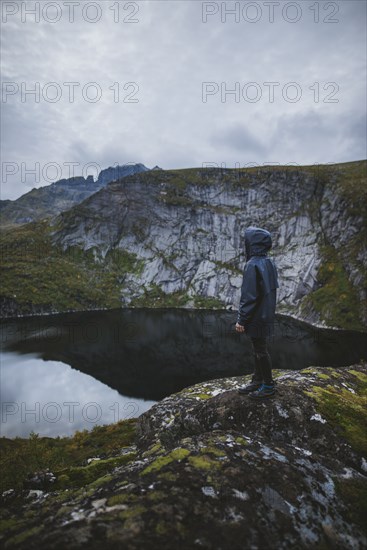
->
[0, 163, 151, 228]
[97, 163, 150, 185]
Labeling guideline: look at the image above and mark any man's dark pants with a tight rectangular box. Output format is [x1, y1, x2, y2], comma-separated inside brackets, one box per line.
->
[250, 337, 273, 385]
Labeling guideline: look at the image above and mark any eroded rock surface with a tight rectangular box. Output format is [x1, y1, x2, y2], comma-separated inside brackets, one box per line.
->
[1, 363, 366, 549]
[2, 162, 366, 330]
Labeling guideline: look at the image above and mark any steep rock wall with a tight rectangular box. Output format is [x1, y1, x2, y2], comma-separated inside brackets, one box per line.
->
[48, 163, 367, 330]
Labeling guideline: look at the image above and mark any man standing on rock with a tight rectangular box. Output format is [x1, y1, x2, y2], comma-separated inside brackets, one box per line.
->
[235, 226, 279, 398]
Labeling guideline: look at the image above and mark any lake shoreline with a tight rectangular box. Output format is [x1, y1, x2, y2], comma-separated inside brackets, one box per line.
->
[1, 304, 366, 334]
[1, 307, 366, 440]
[1, 362, 366, 548]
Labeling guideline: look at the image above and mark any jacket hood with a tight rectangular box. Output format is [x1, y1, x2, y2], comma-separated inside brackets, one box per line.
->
[245, 226, 272, 258]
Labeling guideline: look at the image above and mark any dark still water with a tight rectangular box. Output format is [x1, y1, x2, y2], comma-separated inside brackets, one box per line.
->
[1, 308, 366, 438]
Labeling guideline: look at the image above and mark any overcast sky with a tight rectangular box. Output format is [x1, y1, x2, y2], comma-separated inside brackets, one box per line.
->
[1, 0, 366, 200]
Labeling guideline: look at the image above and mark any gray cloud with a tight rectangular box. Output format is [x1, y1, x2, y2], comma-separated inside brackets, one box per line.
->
[210, 124, 269, 157]
[0, 352, 156, 437]
[1, 0, 366, 199]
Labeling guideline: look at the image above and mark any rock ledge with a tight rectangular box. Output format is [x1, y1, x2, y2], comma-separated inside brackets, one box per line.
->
[1, 363, 366, 549]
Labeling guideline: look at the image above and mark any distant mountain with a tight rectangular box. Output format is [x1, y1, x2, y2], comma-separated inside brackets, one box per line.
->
[97, 163, 149, 185]
[0, 163, 150, 228]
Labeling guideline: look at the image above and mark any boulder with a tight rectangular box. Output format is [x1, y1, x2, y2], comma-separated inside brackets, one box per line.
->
[1, 363, 366, 549]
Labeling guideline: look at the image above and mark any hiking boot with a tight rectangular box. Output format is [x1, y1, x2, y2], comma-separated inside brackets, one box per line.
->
[248, 383, 276, 399]
[238, 382, 262, 395]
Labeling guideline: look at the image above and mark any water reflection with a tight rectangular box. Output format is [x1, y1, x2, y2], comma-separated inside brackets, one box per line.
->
[0, 352, 156, 438]
[1, 308, 366, 437]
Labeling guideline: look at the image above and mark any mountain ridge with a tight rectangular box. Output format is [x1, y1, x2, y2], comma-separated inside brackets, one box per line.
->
[0, 163, 150, 228]
[0, 160, 366, 331]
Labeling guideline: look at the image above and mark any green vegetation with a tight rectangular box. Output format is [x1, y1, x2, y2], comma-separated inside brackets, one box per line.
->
[105, 248, 145, 276]
[164, 169, 205, 187]
[0, 220, 144, 314]
[118, 504, 147, 520]
[159, 194, 193, 207]
[333, 160, 367, 220]
[157, 173, 192, 206]
[141, 448, 190, 475]
[300, 164, 366, 329]
[53, 453, 137, 489]
[304, 369, 367, 455]
[213, 260, 242, 274]
[188, 453, 222, 471]
[130, 283, 190, 308]
[1, 160, 365, 325]
[4, 525, 44, 547]
[199, 446, 226, 457]
[107, 493, 138, 506]
[0, 418, 137, 492]
[191, 393, 212, 400]
[302, 244, 364, 330]
[334, 477, 367, 532]
[131, 219, 150, 242]
[192, 295, 226, 309]
[234, 437, 249, 446]
[142, 441, 165, 457]
[156, 167, 254, 200]
[301, 367, 330, 380]
[157, 471, 177, 482]
[144, 246, 180, 274]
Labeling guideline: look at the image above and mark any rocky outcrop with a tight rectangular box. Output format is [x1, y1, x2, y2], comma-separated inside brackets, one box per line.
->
[0, 164, 149, 228]
[49, 161, 366, 330]
[1, 161, 366, 330]
[1, 362, 366, 549]
[96, 163, 149, 186]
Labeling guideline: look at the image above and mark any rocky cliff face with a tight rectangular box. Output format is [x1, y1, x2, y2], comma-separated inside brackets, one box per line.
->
[0, 164, 149, 228]
[47, 161, 366, 330]
[1, 363, 366, 549]
[0, 161, 365, 330]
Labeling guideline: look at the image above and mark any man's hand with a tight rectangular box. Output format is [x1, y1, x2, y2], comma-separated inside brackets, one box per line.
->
[235, 322, 245, 333]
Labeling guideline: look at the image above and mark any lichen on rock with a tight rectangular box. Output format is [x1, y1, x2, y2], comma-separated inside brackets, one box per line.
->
[1, 362, 366, 549]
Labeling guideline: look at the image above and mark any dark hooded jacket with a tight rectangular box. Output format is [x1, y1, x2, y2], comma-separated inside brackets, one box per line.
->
[237, 226, 279, 338]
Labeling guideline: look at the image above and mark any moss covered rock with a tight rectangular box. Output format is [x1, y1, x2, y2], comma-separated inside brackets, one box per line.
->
[1, 362, 366, 549]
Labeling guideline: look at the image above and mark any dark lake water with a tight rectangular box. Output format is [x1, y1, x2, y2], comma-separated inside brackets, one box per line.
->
[1, 308, 366, 438]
